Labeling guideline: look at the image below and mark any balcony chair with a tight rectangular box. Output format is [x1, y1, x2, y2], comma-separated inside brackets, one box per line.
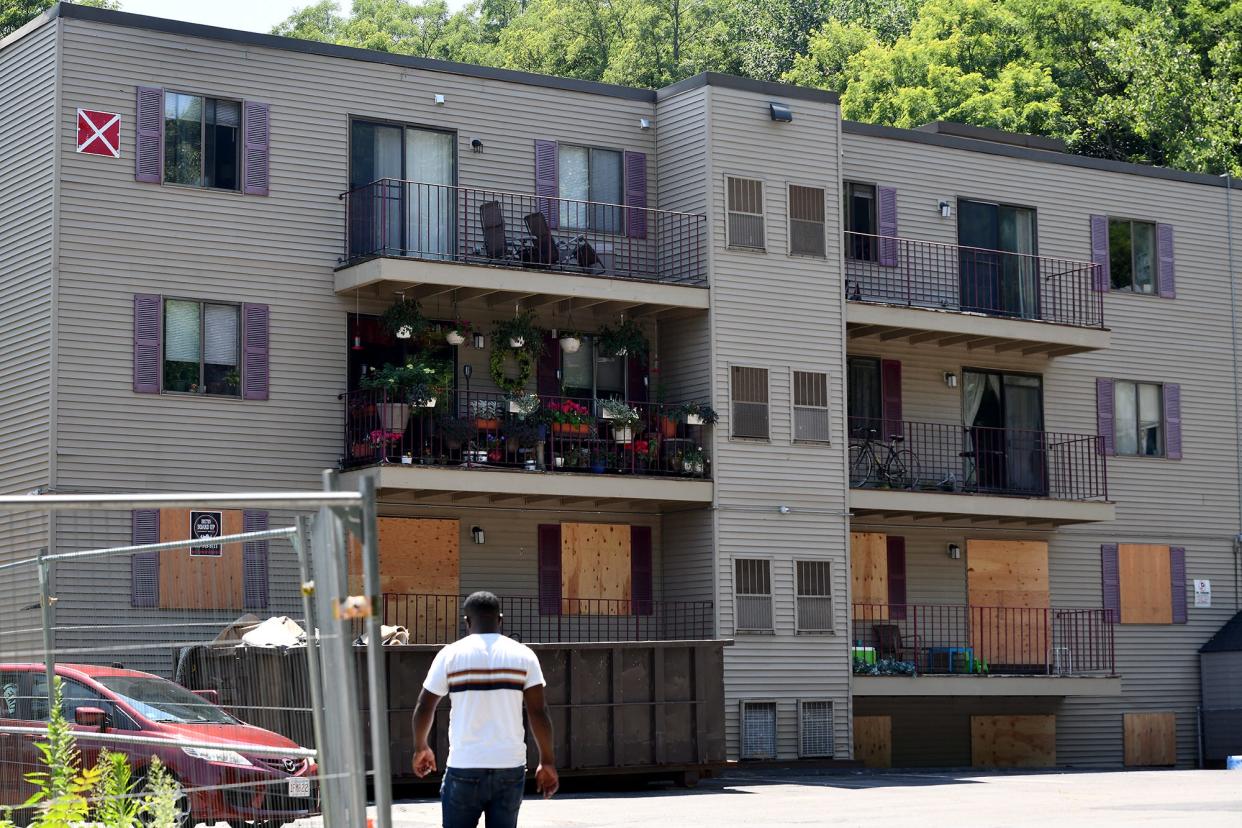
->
[521, 211, 561, 268]
[477, 200, 522, 262]
[872, 623, 922, 664]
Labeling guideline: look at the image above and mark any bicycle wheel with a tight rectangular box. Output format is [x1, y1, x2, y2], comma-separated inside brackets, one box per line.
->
[886, 449, 921, 490]
[849, 444, 877, 487]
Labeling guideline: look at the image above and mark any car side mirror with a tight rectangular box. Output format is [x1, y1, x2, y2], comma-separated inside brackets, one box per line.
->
[74, 706, 108, 730]
[192, 689, 219, 705]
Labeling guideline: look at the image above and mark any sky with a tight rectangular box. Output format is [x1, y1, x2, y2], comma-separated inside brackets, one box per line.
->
[117, 0, 473, 34]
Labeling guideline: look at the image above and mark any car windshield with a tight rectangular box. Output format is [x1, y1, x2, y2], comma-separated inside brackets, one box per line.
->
[95, 676, 236, 725]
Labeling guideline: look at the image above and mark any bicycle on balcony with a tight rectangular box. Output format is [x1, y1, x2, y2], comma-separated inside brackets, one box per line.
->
[849, 427, 920, 490]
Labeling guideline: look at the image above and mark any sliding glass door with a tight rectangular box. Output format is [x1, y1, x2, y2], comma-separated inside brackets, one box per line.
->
[958, 199, 1038, 318]
[963, 369, 1046, 495]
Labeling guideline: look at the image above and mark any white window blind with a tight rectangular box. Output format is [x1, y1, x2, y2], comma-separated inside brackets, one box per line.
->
[727, 176, 765, 249]
[164, 299, 201, 362]
[796, 560, 833, 632]
[789, 184, 826, 257]
[793, 370, 831, 443]
[204, 303, 239, 367]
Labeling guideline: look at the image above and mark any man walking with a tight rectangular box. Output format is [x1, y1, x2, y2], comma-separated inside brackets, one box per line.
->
[412, 591, 559, 828]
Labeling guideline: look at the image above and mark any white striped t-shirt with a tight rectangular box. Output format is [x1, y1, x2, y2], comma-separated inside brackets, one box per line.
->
[423, 633, 545, 768]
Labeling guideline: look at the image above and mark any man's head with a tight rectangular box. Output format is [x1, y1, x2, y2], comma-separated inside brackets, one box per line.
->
[462, 591, 503, 633]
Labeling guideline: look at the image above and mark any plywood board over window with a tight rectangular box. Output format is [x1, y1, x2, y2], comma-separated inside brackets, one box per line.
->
[1119, 544, 1173, 624]
[562, 522, 632, 615]
[348, 518, 460, 644]
[971, 715, 1056, 768]
[850, 532, 888, 619]
[159, 509, 245, 610]
[853, 715, 892, 768]
[966, 540, 1050, 668]
[1124, 712, 1176, 766]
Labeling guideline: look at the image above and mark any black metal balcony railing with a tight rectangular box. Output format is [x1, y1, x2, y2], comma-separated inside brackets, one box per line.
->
[341, 179, 707, 286]
[844, 231, 1104, 329]
[852, 603, 1116, 676]
[342, 389, 711, 479]
[848, 418, 1107, 501]
[381, 593, 715, 644]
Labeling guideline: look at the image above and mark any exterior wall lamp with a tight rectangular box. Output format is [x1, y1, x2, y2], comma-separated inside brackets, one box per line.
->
[944, 371, 958, 388]
[947, 543, 962, 560]
[471, 526, 485, 544]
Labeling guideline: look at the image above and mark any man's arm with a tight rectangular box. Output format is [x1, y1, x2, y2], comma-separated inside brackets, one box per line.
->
[411, 688, 442, 778]
[523, 684, 558, 798]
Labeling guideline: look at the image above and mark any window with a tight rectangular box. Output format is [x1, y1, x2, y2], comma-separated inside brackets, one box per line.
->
[559, 145, 623, 232]
[164, 92, 241, 190]
[726, 176, 765, 250]
[795, 561, 833, 632]
[847, 357, 882, 437]
[798, 700, 834, 757]
[29, 676, 116, 724]
[740, 700, 778, 759]
[1110, 544, 1186, 624]
[730, 366, 769, 439]
[788, 185, 826, 257]
[1115, 380, 1163, 456]
[0, 671, 20, 718]
[561, 336, 626, 401]
[164, 299, 241, 396]
[792, 370, 831, 443]
[844, 181, 876, 260]
[734, 558, 773, 631]
[1109, 219, 1156, 293]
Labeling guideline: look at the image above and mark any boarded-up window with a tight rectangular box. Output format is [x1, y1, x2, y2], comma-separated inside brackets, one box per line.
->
[795, 560, 832, 632]
[727, 176, 765, 250]
[1123, 711, 1176, 766]
[561, 523, 638, 615]
[1118, 544, 1176, 624]
[789, 184, 826, 257]
[735, 558, 773, 631]
[155, 508, 245, 610]
[731, 366, 769, 439]
[792, 370, 830, 443]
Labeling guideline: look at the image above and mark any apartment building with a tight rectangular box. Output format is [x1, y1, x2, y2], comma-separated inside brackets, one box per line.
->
[1, 3, 1238, 769]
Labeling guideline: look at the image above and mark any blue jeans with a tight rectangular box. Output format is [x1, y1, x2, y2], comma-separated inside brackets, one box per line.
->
[440, 766, 526, 828]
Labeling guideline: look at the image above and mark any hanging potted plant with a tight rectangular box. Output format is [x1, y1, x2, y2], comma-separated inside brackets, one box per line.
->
[677, 401, 718, 427]
[558, 328, 582, 354]
[443, 318, 472, 347]
[381, 297, 428, 341]
[600, 399, 641, 443]
[597, 319, 648, 362]
[493, 310, 543, 351]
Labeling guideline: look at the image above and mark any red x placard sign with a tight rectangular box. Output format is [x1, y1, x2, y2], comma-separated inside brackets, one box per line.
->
[76, 108, 120, 158]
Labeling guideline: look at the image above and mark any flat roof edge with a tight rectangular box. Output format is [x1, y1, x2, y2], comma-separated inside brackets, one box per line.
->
[0, 5, 57, 50]
[658, 71, 840, 104]
[54, 3, 657, 102]
[844, 120, 1237, 189]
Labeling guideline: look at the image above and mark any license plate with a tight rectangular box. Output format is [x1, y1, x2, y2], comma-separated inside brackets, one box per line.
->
[288, 778, 312, 798]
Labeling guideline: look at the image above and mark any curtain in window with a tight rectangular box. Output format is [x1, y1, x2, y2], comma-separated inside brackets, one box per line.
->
[204, 304, 239, 367]
[589, 148, 623, 233]
[1114, 381, 1138, 455]
[406, 128, 455, 259]
[559, 146, 589, 228]
[165, 300, 201, 362]
[1138, 382, 1162, 455]
[1133, 222, 1156, 293]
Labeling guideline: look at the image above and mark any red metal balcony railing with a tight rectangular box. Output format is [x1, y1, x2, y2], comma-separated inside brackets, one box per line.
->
[341, 179, 707, 286]
[848, 417, 1107, 501]
[852, 603, 1116, 676]
[844, 231, 1104, 329]
[380, 594, 715, 644]
[342, 389, 712, 479]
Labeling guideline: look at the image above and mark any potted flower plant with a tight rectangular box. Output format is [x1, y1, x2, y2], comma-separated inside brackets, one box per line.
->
[492, 309, 543, 351]
[443, 318, 472, 346]
[558, 329, 582, 354]
[597, 319, 648, 361]
[507, 392, 541, 416]
[381, 297, 428, 340]
[360, 358, 450, 430]
[470, 399, 503, 431]
[547, 399, 591, 436]
[599, 399, 641, 443]
[681, 446, 707, 476]
[677, 401, 718, 426]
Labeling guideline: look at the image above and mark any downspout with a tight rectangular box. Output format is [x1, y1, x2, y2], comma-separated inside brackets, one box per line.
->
[1227, 172, 1240, 611]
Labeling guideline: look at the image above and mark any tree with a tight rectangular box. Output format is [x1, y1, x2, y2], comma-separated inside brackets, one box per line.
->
[1, 0, 117, 38]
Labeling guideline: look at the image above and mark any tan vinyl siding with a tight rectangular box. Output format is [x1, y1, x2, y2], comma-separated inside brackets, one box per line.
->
[844, 129, 1242, 767]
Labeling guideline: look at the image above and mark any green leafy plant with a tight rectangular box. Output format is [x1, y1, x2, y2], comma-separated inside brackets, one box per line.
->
[506, 392, 542, 418]
[491, 310, 544, 352]
[853, 657, 917, 676]
[599, 398, 641, 428]
[488, 347, 536, 396]
[380, 297, 428, 340]
[359, 358, 452, 405]
[676, 401, 719, 425]
[141, 756, 182, 828]
[23, 678, 98, 825]
[93, 749, 144, 828]
[597, 319, 648, 362]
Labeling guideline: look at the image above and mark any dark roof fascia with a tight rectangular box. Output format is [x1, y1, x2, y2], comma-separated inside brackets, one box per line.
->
[914, 120, 1067, 152]
[658, 71, 840, 105]
[1200, 610, 1242, 653]
[52, 3, 656, 103]
[844, 120, 1237, 189]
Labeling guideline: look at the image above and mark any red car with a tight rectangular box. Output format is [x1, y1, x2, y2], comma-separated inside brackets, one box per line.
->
[0, 663, 318, 827]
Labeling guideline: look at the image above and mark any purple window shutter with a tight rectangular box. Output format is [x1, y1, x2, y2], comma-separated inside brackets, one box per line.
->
[243, 510, 270, 609]
[881, 359, 902, 439]
[886, 536, 907, 621]
[1090, 215, 1110, 291]
[242, 303, 270, 401]
[242, 100, 270, 196]
[537, 524, 562, 616]
[1169, 546, 1187, 623]
[1163, 383, 1182, 460]
[131, 509, 160, 608]
[133, 294, 162, 394]
[624, 150, 647, 239]
[1100, 544, 1120, 623]
[135, 86, 163, 183]
[1157, 223, 1175, 299]
[877, 186, 898, 266]
[537, 332, 560, 396]
[631, 526, 654, 616]
[1096, 378, 1115, 456]
[534, 139, 558, 229]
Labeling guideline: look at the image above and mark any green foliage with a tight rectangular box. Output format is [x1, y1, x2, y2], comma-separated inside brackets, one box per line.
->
[141, 757, 182, 828]
[853, 657, 918, 675]
[24, 678, 98, 825]
[0, 0, 118, 39]
[359, 357, 453, 404]
[597, 318, 648, 362]
[93, 750, 143, 828]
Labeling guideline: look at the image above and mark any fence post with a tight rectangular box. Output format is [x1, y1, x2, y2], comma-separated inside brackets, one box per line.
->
[37, 547, 56, 709]
[360, 474, 394, 828]
[291, 517, 329, 811]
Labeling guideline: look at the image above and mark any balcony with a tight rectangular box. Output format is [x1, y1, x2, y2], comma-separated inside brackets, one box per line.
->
[851, 603, 1120, 696]
[336, 180, 709, 315]
[848, 418, 1114, 525]
[844, 232, 1110, 356]
[339, 389, 714, 508]
[380, 593, 714, 645]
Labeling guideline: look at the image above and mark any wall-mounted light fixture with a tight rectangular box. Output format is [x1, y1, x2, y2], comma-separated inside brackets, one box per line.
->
[944, 371, 958, 389]
[769, 102, 793, 122]
[639, 118, 652, 130]
[472, 332, 486, 349]
[471, 526, 485, 544]
[434, 93, 446, 105]
[470, 138, 484, 153]
[939, 200, 952, 218]
[947, 543, 961, 560]
[778, 505, 792, 515]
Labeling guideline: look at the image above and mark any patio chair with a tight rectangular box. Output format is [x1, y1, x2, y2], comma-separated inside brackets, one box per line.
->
[522, 211, 561, 267]
[478, 200, 520, 261]
[872, 623, 922, 663]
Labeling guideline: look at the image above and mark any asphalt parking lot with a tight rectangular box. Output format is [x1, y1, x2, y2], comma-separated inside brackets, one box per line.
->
[364, 767, 1242, 827]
